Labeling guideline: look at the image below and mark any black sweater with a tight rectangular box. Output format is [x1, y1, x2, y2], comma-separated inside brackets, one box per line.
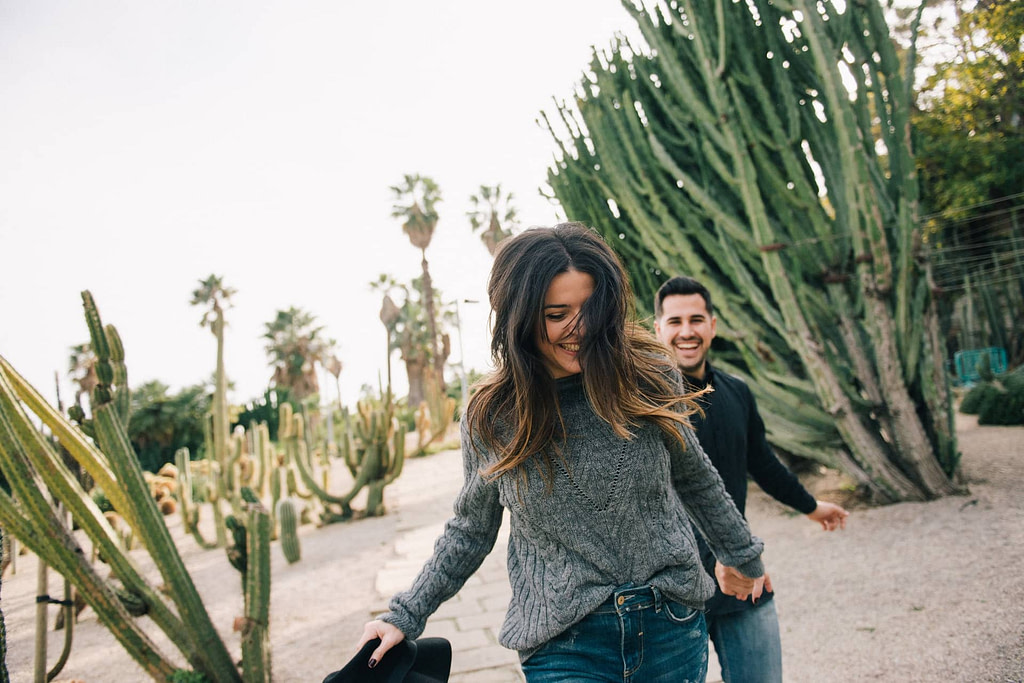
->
[686, 363, 817, 616]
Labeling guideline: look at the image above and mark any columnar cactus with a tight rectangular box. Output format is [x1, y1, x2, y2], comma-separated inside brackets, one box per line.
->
[544, 0, 960, 501]
[338, 390, 406, 517]
[0, 292, 244, 682]
[1, 527, 11, 683]
[175, 447, 218, 550]
[412, 372, 456, 456]
[241, 503, 272, 683]
[276, 498, 301, 564]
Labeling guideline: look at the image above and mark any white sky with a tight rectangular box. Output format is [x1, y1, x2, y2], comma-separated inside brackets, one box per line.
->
[0, 0, 640, 407]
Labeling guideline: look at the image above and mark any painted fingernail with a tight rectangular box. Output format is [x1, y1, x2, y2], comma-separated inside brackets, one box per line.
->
[368, 658, 378, 669]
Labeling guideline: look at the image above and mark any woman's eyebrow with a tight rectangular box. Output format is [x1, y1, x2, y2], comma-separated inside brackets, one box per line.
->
[543, 304, 569, 310]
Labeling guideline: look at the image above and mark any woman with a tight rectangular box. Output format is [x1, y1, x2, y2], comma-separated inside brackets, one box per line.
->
[358, 223, 764, 682]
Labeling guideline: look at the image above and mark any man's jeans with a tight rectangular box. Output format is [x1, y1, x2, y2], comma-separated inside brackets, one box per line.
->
[521, 584, 708, 682]
[706, 599, 783, 683]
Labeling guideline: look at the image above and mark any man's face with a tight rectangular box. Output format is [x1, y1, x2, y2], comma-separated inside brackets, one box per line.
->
[654, 293, 717, 380]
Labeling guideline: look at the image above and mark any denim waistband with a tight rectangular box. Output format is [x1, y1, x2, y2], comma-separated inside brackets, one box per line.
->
[592, 583, 664, 615]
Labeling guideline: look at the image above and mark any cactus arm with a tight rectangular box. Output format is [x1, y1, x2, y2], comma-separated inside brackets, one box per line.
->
[175, 448, 219, 549]
[94, 397, 241, 682]
[0, 355, 129, 518]
[289, 437, 347, 506]
[105, 324, 131, 423]
[0, 405, 177, 681]
[241, 504, 272, 683]
[276, 498, 301, 564]
[382, 418, 406, 487]
[0, 372, 192, 647]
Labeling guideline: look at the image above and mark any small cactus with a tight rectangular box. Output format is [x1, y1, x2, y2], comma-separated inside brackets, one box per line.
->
[276, 499, 301, 564]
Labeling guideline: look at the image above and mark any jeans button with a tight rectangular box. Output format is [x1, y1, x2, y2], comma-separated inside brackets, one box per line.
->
[616, 596, 625, 606]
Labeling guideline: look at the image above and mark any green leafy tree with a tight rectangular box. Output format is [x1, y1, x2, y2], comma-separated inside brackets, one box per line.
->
[910, 0, 1024, 364]
[391, 174, 446, 390]
[234, 388, 289, 441]
[468, 184, 518, 256]
[913, 0, 1023, 223]
[127, 381, 211, 472]
[544, 0, 960, 502]
[263, 307, 334, 403]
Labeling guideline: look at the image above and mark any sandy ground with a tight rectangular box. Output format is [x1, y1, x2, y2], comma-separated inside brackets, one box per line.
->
[2, 412, 1023, 682]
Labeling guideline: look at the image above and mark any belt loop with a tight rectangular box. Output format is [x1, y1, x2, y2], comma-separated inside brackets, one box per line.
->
[651, 585, 663, 612]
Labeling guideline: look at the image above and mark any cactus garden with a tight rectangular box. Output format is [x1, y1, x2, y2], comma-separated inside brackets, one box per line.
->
[1, 0, 1021, 680]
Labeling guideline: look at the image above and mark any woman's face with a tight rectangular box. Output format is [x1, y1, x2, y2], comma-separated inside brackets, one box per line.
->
[535, 268, 594, 379]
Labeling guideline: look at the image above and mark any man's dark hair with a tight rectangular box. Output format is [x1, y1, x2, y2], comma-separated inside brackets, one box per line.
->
[654, 276, 713, 318]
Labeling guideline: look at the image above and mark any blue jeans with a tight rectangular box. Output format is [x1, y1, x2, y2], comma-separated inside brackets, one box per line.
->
[706, 599, 782, 683]
[521, 584, 708, 682]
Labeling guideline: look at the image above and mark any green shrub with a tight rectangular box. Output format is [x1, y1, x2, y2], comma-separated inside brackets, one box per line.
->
[170, 669, 210, 683]
[962, 366, 1024, 426]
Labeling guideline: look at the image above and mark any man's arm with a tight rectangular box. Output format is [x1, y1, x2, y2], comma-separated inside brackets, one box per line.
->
[741, 382, 850, 530]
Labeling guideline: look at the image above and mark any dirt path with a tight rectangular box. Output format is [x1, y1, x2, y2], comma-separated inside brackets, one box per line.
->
[741, 413, 1024, 682]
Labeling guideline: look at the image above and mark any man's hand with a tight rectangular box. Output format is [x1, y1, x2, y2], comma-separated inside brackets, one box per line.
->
[715, 561, 771, 603]
[807, 500, 849, 531]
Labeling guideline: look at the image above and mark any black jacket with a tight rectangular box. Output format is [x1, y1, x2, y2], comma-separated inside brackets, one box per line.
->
[686, 363, 817, 616]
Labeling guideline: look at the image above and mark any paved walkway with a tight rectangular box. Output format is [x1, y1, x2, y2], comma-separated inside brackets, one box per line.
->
[372, 447, 523, 682]
[371, 446, 725, 682]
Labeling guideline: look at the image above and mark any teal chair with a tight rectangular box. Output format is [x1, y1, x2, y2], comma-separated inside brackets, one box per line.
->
[953, 347, 1008, 387]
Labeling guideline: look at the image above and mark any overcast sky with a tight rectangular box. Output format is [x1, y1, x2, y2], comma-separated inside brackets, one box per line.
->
[0, 0, 642, 407]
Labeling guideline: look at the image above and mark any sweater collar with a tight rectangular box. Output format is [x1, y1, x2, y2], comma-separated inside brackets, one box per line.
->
[555, 372, 585, 397]
[682, 362, 716, 391]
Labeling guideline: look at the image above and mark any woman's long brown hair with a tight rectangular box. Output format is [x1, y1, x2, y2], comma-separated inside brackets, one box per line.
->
[466, 222, 701, 483]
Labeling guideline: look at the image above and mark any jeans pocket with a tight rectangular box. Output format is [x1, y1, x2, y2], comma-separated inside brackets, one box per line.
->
[662, 601, 701, 625]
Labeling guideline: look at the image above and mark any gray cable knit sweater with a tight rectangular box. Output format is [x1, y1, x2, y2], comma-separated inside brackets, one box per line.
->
[381, 373, 764, 659]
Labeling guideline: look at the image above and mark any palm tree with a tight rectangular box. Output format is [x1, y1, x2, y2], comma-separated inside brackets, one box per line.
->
[468, 184, 518, 256]
[391, 173, 445, 389]
[190, 274, 236, 468]
[263, 307, 334, 403]
[67, 342, 97, 410]
[371, 273, 452, 408]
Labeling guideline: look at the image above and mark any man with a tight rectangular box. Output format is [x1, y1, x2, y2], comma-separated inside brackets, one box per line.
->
[654, 276, 848, 683]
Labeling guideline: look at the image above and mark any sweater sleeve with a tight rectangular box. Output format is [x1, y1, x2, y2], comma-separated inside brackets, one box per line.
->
[668, 422, 765, 579]
[741, 382, 817, 515]
[380, 420, 504, 639]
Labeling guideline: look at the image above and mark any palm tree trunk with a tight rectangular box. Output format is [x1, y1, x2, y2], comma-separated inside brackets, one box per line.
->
[419, 250, 445, 391]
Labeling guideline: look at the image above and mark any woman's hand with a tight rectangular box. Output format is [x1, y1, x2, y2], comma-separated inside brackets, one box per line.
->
[714, 561, 771, 602]
[356, 620, 406, 669]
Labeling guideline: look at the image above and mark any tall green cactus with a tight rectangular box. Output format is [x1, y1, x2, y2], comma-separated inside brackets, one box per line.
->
[175, 447, 218, 550]
[241, 503, 272, 683]
[411, 372, 456, 457]
[338, 389, 406, 517]
[544, 0, 959, 501]
[1, 527, 11, 683]
[0, 292, 244, 682]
